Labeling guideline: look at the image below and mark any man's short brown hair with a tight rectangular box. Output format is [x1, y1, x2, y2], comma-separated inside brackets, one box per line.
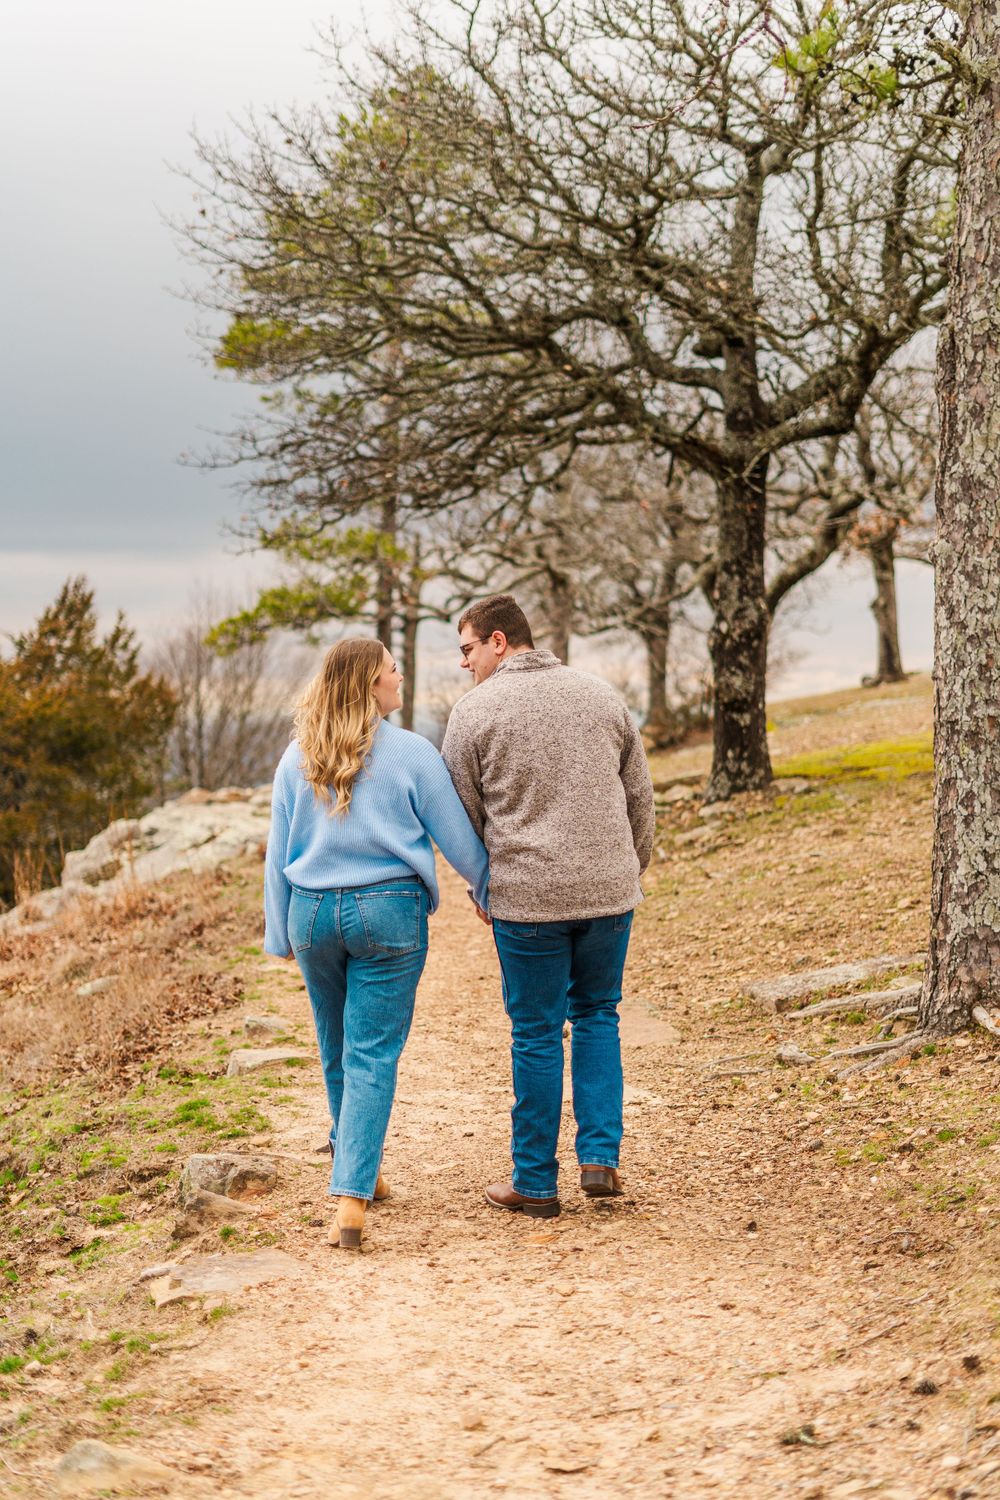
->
[458, 593, 534, 649]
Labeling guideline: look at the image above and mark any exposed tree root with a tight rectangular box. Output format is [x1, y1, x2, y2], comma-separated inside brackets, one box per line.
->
[972, 1005, 1000, 1041]
[837, 1031, 930, 1080]
[786, 983, 922, 1021]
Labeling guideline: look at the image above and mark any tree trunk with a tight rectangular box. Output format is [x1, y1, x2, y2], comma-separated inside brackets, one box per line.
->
[867, 531, 905, 685]
[543, 567, 573, 662]
[642, 630, 675, 749]
[399, 559, 421, 733]
[919, 9, 1000, 1037]
[705, 459, 772, 801]
[375, 494, 397, 651]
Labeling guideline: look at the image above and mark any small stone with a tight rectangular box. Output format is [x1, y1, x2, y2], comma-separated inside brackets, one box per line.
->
[136, 1260, 178, 1283]
[658, 784, 698, 804]
[24, 1359, 44, 1377]
[242, 1015, 288, 1038]
[226, 1047, 310, 1077]
[75, 977, 115, 998]
[776, 1043, 815, 1066]
[54, 1439, 178, 1494]
[806, 1138, 823, 1152]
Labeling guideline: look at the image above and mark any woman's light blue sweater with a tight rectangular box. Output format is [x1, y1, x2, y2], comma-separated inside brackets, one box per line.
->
[263, 721, 490, 957]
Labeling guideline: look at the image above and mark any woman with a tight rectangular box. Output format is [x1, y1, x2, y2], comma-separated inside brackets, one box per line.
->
[263, 638, 489, 1249]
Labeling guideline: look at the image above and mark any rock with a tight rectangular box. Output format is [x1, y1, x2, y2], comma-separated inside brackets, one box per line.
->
[656, 784, 699, 804]
[242, 1015, 287, 1038]
[698, 801, 732, 820]
[179, 1152, 278, 1205]
[137, 1260, 179, 1283]
[54, 1439, 178, 1494]
[743, 953, 926, 1013]
[172, 1191, 259, 1239]
[675, 827, 713, 845]
[651, 773, 702, 792]
[226, 1048, 310, 1077]
[62, 819, 142, 887]
[624, 1084, 662, 1107]
[75, 977, 115, 998]
[145, 1249, 306, 1308]
[0, 784, 274, 936]
[776, 1043, 815, 1066]
[24, 1359, 44, 1377]
[771, 776, 813, 795]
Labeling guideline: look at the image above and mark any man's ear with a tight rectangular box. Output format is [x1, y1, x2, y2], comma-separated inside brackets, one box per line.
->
[492, 631, 508, 654]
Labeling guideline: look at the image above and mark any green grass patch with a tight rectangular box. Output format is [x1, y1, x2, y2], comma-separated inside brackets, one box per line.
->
[0, 1354, 26, 1375]
[773, 737, 932, 784]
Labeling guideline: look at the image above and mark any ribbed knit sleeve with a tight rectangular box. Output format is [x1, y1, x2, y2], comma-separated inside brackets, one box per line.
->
[413, 745, 490, 911]
[263, 760, 293, 956]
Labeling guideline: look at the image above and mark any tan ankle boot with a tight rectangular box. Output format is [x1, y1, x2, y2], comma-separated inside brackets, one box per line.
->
[372, 1172, 390, 1202]
[330, 1195, 366, 1250]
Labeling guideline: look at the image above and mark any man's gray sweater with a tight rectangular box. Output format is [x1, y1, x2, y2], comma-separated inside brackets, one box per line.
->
[441, 650, 655, 922]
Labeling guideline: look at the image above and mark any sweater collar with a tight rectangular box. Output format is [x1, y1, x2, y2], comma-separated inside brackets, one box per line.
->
[494, 649, 562, 675]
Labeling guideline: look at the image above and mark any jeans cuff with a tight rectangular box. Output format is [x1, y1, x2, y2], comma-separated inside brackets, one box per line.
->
[512, 1180, 558, 1200]
[329, 1185, 374, 1200]
[578, 1158, 619, 1169]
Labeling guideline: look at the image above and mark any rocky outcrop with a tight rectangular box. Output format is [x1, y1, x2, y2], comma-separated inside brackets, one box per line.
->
[0, 785, 272, 937]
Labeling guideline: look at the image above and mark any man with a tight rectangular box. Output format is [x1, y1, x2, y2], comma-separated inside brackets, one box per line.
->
[442, 593, 654, 1219]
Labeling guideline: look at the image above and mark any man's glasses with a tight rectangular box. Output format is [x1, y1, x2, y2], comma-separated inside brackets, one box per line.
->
[460, 637, 488, 659]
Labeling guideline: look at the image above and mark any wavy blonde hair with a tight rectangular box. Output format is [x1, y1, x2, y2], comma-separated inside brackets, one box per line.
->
[294, 637, 385, 814]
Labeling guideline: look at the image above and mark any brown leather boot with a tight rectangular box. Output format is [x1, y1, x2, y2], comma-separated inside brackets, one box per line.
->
[372, 1172, 390, 1202]
[580, 1165, 623, 1197]
[484, 1181, 560, 1218]
[329, 1195, 366, 1250]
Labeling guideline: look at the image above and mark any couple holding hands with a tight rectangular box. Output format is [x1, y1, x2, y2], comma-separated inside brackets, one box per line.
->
[263, 594, 655, 1249]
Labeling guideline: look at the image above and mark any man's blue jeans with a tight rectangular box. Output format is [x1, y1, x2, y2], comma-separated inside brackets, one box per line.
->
[492, 911, 634, 1200]
[289, 878, 428, 1201]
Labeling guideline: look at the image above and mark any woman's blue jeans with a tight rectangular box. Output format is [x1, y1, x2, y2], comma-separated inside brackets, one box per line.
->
[492, 911, 634, 1200]
[289, 878, 428, 1201]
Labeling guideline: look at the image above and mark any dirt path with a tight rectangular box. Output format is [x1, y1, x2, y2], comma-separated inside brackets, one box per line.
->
[20, 858, 984, 1500]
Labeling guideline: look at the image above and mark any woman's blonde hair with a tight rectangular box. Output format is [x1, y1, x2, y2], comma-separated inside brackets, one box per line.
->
[294, 637, 386, 814]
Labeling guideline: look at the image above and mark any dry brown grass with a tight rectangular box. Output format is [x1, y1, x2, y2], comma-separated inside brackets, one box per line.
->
[0, 865, 256, 1088]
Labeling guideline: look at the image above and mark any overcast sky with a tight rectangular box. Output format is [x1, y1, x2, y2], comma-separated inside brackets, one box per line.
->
[0, 0, 933, 694]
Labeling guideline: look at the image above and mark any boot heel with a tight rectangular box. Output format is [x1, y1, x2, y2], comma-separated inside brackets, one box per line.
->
[331, 1195, 366, 1250]
[581, 1168, 615, 1197]
[523, 1197, 561, 1219]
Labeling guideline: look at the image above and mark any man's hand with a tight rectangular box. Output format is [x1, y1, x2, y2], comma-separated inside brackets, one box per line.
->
[474, 905, 492, 927]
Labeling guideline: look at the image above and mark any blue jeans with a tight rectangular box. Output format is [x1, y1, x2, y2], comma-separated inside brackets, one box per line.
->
[492, 911, 634, 1200]
[289, 878, 428, 1201]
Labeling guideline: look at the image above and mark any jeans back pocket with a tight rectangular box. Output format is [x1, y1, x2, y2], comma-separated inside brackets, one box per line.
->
[354, 889, 424, 955]
[288, 889, 323, 952]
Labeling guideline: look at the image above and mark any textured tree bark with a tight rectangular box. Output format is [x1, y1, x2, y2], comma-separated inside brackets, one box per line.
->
[398, 549, 421, 733]
[919, 9, 1000, 1036]
[643, 630, 673, 748]
[541, 567, 573, 664]
[706, 458, 773, 801]
[868, 532, 905, 685]
[375, 494, 397, 653]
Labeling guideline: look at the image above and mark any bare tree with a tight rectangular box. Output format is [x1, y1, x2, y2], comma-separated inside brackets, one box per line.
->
[153, 590, 307, 790]
[181, 0, 958, 800]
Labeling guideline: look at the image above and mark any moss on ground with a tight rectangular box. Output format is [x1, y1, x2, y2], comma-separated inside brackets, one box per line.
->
[774, 736, 933, 783]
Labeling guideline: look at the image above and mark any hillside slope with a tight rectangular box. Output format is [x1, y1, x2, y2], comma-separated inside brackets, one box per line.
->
[5, 674, 1000, 1499]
